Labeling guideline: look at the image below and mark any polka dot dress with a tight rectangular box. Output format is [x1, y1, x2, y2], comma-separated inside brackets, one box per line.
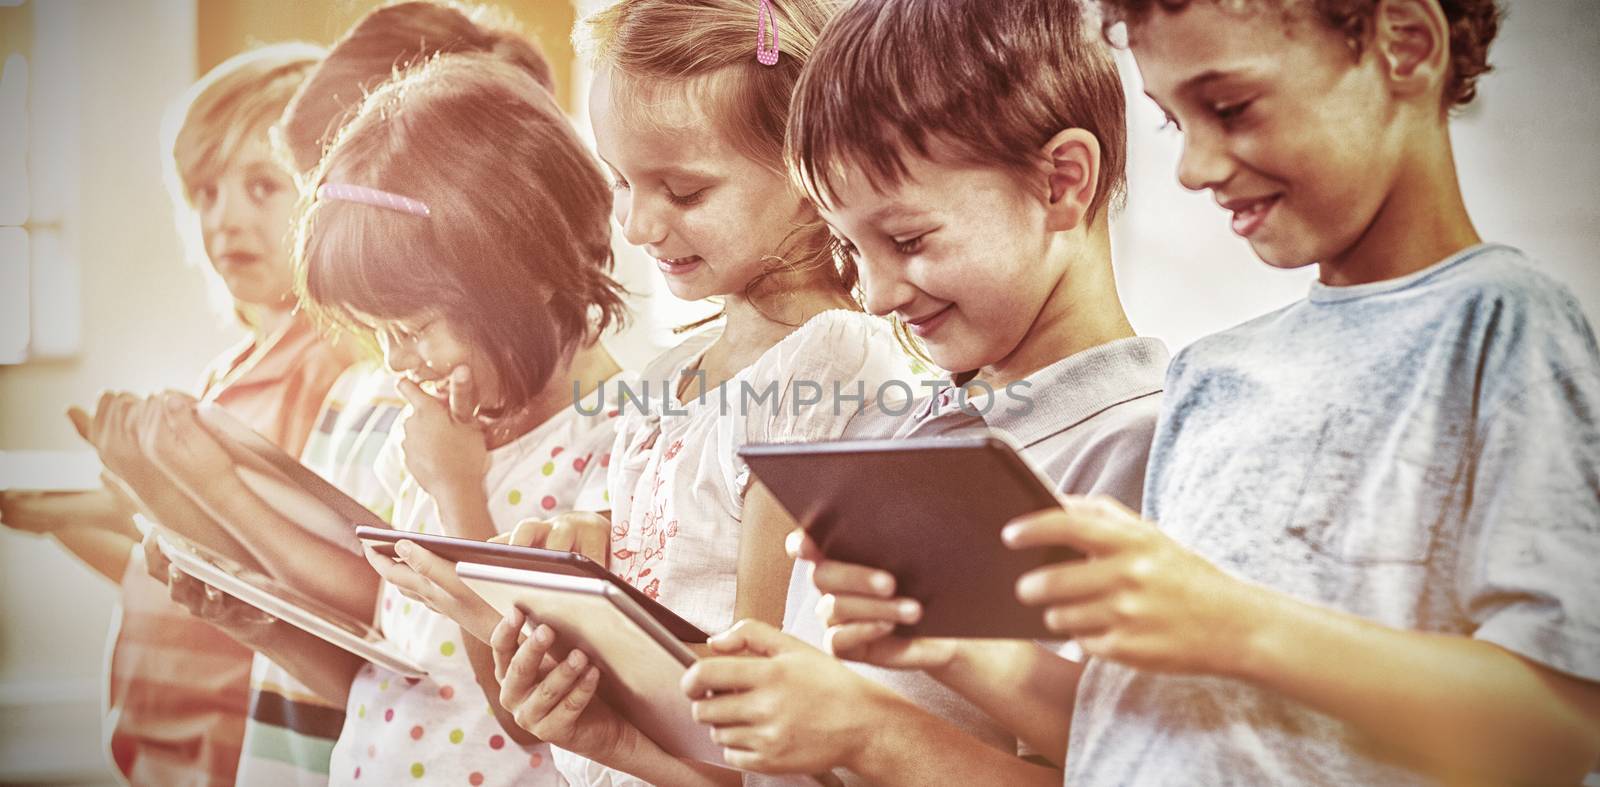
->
[327, 377, 626, 786]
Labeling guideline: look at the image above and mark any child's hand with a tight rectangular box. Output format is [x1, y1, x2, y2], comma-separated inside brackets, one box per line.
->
[489, 608, 636, 760]
[680, 619, 898, 774]
[362, 540, 501, 642]
[396, 372, 488, 501]
[788, 530, 959, 672]
[499, 511, 612, 567]
[1006, 495, 1260, 676]
[80, 391, 153, 483]
[166, 564, 279, 650]
[139, 391, 234, 482]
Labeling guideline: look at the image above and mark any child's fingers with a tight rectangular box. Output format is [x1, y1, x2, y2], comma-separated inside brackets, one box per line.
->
[447, 365, 477, 423]
[1042, 600, 1118, 637]
[818, 593, 920, 628]
[1014, 554, 1124, 608]
[506, 518, 553, 548]
[690, 692, 760, 727]
[784, 528, 823, 561]
[514, 648, 591, 727]
[680, 656, 770, 698]
[1001, 499, 1139, 556]
[822, 621, 897, 657]
[66, 406, 92, 441]
[489, 609, 526, 682]
[499, 623, 555, 705]
[527, 666, 600, 743]
[810, 559, 896, 599]
[708, 724, 765, 754]
[394, 378, 439, 413]
[394, 541, 458, 589]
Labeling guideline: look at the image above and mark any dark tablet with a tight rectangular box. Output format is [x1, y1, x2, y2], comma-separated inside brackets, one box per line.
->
[740, 433, 1078, 639]
[356, 526, 708, 643]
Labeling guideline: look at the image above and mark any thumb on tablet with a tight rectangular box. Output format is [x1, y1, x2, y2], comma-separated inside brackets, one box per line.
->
[506, 518, 553, 548]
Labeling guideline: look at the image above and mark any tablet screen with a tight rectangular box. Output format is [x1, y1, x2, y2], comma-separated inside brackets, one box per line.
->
[742, 433, 1075, 639]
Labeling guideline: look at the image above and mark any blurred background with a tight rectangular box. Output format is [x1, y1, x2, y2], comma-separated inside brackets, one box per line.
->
[0, 0, 1595, 783]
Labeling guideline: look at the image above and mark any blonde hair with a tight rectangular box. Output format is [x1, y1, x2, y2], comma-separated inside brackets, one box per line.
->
[575, 0, 857, 326]
[160, 42, 323, 324]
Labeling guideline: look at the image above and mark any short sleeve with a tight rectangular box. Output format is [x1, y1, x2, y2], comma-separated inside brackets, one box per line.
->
[569, 420, 619, 514]
[1459, 367, 1600, 682]
[734, 311, 916, 494]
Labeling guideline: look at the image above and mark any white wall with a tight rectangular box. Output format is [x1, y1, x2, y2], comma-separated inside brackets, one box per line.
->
[0, 1, 1595, 783]
[0, 2, 205, 782]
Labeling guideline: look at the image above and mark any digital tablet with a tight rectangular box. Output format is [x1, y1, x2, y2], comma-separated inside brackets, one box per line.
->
[740, 433, 1077, 639]
[456, 563, 724, 767]
[196, 403, 384, 552]
[158, 534, 428, 678]
[357, 526, 708, 643]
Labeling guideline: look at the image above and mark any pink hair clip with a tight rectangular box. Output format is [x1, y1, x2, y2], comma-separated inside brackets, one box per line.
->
[756, 0, 779, 66]
[316, 183, 431, 217]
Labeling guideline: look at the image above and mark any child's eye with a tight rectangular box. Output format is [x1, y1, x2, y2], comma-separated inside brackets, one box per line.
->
[193, 183, 218, 207]
[1213, 100, 1253, 126]
[247, 178, 281, 201]
[893, 233, 928, 255]
[1157, 113, 1181, 133]
[665, 187, 707, 207]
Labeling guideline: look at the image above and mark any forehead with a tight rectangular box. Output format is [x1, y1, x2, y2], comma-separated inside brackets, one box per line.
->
[1128, 2, 1331, 98]
[587, 66, 736, 174]
[819, 148, 1020, 226]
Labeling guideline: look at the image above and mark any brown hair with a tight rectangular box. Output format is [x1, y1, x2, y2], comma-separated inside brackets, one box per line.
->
[1095, 0, 1502, 109]
[168, 42, 322, 206]
[296, 55, 627, 417]
[278, 0, 555, 174]
[787, 0, 1128, 222]
[575, 0, 858, 324]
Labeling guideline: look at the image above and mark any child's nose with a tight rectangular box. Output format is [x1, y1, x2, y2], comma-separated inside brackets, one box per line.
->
[618, 192, 667, 248]
[1176, 130, 1234, 193]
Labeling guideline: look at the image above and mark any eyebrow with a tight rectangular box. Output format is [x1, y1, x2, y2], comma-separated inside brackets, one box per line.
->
[866, 202, 930, 225]
[597, 154, 717, 183]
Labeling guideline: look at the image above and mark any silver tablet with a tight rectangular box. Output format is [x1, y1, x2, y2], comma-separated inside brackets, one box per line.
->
[159, 534, 427, 679]
[195, 403, 384, 552]
[457, 562, 724, 767]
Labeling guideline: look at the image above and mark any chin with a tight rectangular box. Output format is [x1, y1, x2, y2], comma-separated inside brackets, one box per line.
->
[1247, 238, 1321, 271]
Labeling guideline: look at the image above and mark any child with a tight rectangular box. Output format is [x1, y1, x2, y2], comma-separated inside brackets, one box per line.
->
[496, 0, 1167, 784]
[240, 6, 565, 785]
[487, 0, 917, 784]
[295, 54, 631, 786]
[825, 0, 1600, 784]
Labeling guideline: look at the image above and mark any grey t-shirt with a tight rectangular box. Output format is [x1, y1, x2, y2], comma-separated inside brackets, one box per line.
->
[1067, 244, 1600, 786]
[764, 337, 1169, 786]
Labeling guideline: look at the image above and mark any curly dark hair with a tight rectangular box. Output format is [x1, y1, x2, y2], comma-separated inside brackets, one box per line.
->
[1095, 0, 1502, 108]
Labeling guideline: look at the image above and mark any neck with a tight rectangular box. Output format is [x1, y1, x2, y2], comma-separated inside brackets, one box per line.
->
[708, 273, 857, 379]
[978, 223, 1136, 389]
[1320, 124, 1481, 287]
[246, 303, 296, 341]
[486, 338, 622, 449]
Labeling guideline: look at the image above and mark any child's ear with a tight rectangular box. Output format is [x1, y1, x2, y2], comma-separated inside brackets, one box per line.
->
[1039, 128, 1101, 232]
[1374, 0, 1450, 103]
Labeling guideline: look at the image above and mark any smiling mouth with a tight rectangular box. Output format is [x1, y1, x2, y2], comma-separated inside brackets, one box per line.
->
[1226, 195, 1280, 238]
